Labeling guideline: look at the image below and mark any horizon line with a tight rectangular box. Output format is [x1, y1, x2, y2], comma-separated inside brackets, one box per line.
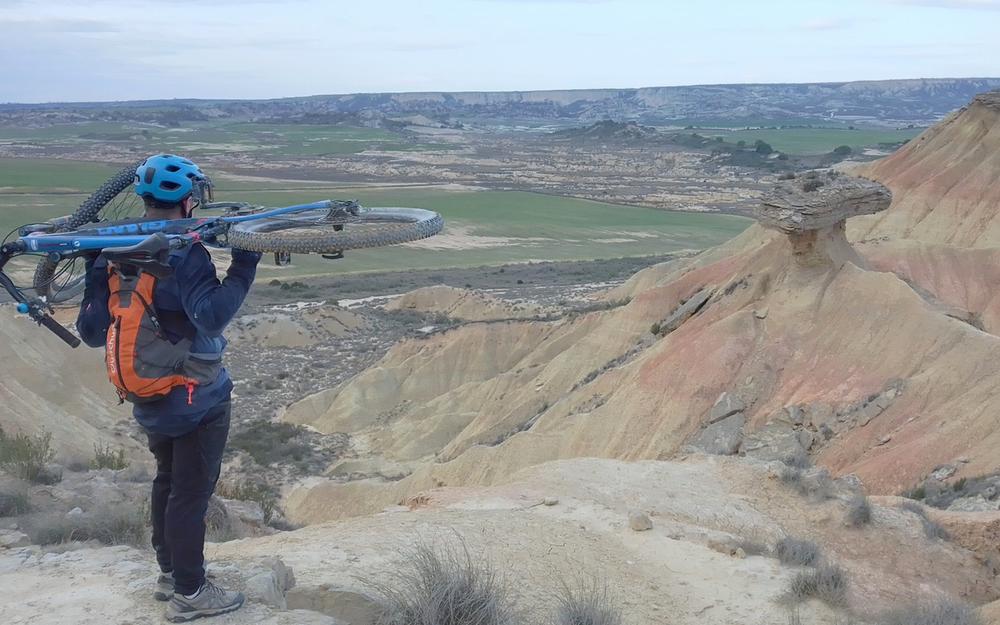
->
[3, 76, 999, 107]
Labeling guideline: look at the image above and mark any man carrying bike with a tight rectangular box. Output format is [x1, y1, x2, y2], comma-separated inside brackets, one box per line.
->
[76, 154, 259, 622]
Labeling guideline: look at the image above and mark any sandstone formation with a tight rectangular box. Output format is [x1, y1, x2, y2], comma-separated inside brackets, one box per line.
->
[851, 91, 1000, 247]
[384, 285, 550, 322]
[283, 171, 1000, 527]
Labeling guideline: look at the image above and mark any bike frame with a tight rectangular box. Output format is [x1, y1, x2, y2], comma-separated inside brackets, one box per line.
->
[0, 199, 338, 348]
[18, 200, 335, 256]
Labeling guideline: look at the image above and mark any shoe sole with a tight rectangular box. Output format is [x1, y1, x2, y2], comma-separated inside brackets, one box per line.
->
[166, 598, 245, 623]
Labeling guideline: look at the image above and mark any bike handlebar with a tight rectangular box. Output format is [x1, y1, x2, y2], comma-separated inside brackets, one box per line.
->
[35, 308, 81, 348]
[1, 242, 81, 348]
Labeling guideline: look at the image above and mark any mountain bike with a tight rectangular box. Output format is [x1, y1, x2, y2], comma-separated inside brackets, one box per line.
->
[1, 198, 443, 348]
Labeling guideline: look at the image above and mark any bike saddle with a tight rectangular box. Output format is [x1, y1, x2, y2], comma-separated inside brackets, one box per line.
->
[101, 232, 174, 279]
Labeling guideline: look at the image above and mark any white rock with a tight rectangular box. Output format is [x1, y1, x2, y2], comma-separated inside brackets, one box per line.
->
[66, 507, 84, 518]
[629, 511, 653, 532]
[0, 530, 30, 549]
[245, 571, 287, 609]
[543, 497, 559, 506]
[708, 392, 745, 424]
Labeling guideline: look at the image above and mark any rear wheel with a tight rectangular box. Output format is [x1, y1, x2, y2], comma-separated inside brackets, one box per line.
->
[226, 207, 444, 254]
[33, 161, 144, 302]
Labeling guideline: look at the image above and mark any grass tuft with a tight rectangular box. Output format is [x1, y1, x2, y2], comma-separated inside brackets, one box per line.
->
[555, 579, 623, 625]
[844, 494, 872, 527]
[775, 537, 821, 567]
[367, 539, 519, 625]
[898, 501, 950, 541]
[785, 563, 848, 608]
[878, 598, 980, 625]
[779, 466, 834, 501]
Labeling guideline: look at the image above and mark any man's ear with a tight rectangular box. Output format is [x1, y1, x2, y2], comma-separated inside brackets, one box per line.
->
[182, 197, 194, 218]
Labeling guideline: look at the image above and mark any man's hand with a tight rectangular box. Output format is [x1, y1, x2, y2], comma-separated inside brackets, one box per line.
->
[230, 248, 263, 266]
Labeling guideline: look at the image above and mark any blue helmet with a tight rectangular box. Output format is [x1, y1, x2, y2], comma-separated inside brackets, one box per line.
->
[134, 154, 213, 205]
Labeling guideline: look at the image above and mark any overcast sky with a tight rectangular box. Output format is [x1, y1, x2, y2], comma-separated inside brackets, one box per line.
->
[1, 0, 998, 103]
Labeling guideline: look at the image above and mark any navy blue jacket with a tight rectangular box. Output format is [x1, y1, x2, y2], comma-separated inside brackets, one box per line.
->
[77, 244, 260, 437]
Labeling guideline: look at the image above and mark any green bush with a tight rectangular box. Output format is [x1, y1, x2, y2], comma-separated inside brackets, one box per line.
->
[92, 443, 129, 470]
[229, 421, 311, 467]
[0, 427, 55, 482]
[216, 480, 279, 525]
[754, 140, 773, 154]
[0, 489, 31, 517]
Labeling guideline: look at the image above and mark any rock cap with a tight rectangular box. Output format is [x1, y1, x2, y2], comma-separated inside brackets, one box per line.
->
[755, 171, 892, 234]
[973, 90, 1000, 111]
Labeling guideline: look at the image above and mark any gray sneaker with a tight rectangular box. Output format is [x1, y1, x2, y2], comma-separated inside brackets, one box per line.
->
[165, 580, 245, 622]
[154, 572, 175, 602]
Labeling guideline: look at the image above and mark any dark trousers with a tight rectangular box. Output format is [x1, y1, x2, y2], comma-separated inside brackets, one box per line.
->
[147, 401, 231, 596]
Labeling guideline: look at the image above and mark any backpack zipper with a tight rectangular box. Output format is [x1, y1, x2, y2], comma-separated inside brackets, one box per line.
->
[133, 290, 165, 337]
[112, 316, 128, 395]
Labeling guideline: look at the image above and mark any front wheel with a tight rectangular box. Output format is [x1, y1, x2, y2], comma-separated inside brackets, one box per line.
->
[33, 161, 144, 302]
[226, 207, 443, 254]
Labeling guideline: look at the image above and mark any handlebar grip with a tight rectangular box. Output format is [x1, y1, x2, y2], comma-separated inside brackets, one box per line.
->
[37, 313, 81, 348]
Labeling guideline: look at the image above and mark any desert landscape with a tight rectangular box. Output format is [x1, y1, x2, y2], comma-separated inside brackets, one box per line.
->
[3, 76, 1000, 625]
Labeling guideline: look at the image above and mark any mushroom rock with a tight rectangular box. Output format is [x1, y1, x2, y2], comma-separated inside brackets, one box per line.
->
[755, 172, 892, 270]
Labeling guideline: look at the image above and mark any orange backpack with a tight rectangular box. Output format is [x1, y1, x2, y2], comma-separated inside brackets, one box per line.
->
[105, 264, 218, 404]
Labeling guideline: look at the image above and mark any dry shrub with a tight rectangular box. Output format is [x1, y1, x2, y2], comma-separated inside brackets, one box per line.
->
[555, 579, 623, 625]
[216, 480, 278, 525]
[0, 487, 30, 517]
[898, 500, 949, 541]
[26, 505, 148, 548]
[0, 427, 54, 483]
[878, 598, 979, 625]
[786, 563, 848, 608]
[775, 537, 821, 567]
[91, 442, 129, 470]
[367, 539, 520, 625]
[779, 465, 834, 501]
[844, 494, 872, 527]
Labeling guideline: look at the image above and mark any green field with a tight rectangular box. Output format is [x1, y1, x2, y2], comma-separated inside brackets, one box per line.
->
[0, 121, 449, 159]
[714, 127, 921, 155]
[0, 158, 750, 275]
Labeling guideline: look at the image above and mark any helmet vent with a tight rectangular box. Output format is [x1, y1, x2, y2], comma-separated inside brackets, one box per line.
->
[160, 181, 181, 191]
[165, 164, 181, 172]
[144, 168, 156, 184]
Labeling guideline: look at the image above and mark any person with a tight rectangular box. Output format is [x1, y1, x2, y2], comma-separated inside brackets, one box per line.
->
[76, 154, 261, 622]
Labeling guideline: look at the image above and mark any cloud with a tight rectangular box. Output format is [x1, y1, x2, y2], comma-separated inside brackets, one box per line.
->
[886, 0, 1000, 9]
[801, 17, 856, 30]
[0, 17, 119, 32]
[387, 41, 472, 52]
[476, 0, 614, 3]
